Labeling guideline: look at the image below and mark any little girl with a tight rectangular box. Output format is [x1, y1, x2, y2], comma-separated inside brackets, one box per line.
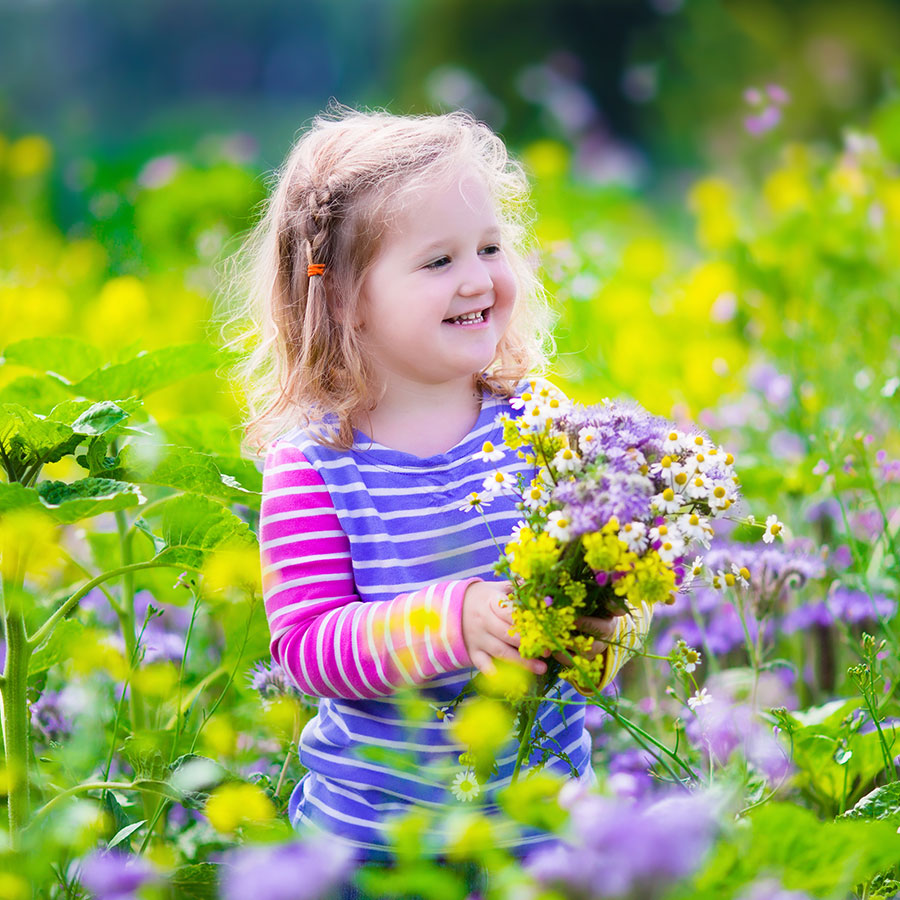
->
[232, 106, 651, 863]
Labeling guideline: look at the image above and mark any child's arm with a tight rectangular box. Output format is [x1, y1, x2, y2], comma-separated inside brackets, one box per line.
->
[261, 442, 541, 700]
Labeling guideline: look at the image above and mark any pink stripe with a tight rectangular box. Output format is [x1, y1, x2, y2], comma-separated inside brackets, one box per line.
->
[260, 443, 473, 699]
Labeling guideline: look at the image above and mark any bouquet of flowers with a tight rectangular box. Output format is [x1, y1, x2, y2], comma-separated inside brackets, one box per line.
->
[459, 380, 766, 779]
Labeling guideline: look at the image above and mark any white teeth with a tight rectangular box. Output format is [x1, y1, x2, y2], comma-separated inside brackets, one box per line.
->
[446, 311, 485, 324]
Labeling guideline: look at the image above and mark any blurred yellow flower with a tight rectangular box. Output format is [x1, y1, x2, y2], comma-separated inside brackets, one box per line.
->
[450, 697, 513, 758]
[763, 167, 812, 215]
[205, 782, 275, 834]
[8, 135, 53, 178]
[523, 140, 569, 180]
[688, 177, 737, 250]
[0, 872, 29, 900]
[621, 236, 667, 282]
[202, 544, 261, 597]
[0, 509, 59, 584]
[132, 662, 179, 697]
[200, 715, 237, 758]
[87, 276, 149, 347]
[68, 628, 128, 680]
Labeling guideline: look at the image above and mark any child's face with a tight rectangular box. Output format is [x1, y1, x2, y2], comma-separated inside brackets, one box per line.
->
[357, 173, 516, 395]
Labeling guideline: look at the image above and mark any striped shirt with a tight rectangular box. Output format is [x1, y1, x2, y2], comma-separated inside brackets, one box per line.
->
[260, 388, 652, 860]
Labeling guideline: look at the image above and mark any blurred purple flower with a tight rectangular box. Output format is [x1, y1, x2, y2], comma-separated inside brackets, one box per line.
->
[804, 498, 841, 528]
[738, 878, 811, 900]
[747, 362, 793, 412]
[685, 679, 792, 783]
[80, 850, 159, 900]
[768, 430, 805, 462]
[220, 838, 355, 900]
[606, 748, 657, 800]
[527, 786, 718, 897]
[249, 660, 306, 701]
[30, 689, 77, 744]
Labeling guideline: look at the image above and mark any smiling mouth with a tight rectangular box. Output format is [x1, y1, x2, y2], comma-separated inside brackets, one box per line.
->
[443, 308, 490, 325]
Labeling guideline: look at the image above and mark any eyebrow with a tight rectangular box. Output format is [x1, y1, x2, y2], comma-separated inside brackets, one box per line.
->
[415, 229, 503, 255]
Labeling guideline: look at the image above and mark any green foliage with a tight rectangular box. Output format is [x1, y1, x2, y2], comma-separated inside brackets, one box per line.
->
[692, 803, 900, 897]
[37, 477, 145, 523]
[155, 493, 256, 568]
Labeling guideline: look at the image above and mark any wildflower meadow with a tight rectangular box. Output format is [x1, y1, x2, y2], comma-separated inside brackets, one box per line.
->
[2, 85, 900, 900]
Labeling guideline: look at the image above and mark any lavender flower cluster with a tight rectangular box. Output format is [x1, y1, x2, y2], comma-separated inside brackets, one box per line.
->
[553, 402, 670, 532]
[526, 781, 719, 898]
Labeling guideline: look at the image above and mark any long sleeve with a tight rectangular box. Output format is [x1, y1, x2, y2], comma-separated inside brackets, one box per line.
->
[260, 441, 477, 700]
[597, 598, 653, 690]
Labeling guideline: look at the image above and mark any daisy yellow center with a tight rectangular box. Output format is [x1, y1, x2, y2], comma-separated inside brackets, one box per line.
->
[713, 486, 726, 498]
[725, 453, 734, 465]
[493, 472, 505, 483]
[660, 456, 672, 468]
[770, 523, 782, 535]
[689, 514, 699, 525]
[694, 436, 704, 446]
[694, 477, 704, 487]
[482, 441, 495, 452]
[662, 488, 675, 502]
[739, 567, 751, 580]
[675, 473, 687, 485]
[658, 525, 668, 535]
[668, 431, 678, 441]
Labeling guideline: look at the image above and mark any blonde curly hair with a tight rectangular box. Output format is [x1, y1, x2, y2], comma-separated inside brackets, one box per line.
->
[221, 104, 554, 453]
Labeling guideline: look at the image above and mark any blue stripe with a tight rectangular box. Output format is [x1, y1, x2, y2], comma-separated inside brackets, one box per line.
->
[282, 389, 592, 858]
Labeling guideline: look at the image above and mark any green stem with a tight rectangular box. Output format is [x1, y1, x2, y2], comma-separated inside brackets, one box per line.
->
[28, 780, 177, 826]
[1, 588, 32, 850]
[28, 561, 199, 650]
[511, 701, 540, 784]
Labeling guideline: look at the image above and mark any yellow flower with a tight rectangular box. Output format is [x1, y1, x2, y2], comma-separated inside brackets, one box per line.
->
[0, 509, 59, 584]
[205, 782, 275, 834]
[203, 544, 261, 597]
[505, 530, 559, 580]
[582, 530, 631, 573]
[451, 698, 513, 759]
[8, 135, 53, 178]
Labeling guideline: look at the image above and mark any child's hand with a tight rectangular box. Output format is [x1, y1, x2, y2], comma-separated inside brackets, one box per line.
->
[462, 581, 548, 677]
[552, 613, 625, 666]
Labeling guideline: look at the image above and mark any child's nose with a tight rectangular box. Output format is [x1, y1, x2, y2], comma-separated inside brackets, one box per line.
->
[458, 257, 494, 296]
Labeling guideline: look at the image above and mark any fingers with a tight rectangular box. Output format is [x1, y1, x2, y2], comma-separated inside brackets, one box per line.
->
[575, 615, 620, 641]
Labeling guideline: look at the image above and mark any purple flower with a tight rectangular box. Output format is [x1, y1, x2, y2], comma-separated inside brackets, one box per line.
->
[79, 850, 159, 900]
[738, 878, 811, 900]
[220, 838, 355, 900]
[30, 689, 76, 744]
[746, 362, 792, 411]
[527, 786, 717, 896]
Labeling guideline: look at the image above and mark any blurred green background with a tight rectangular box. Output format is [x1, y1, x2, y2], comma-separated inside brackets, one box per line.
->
[2, 0, 900, 469]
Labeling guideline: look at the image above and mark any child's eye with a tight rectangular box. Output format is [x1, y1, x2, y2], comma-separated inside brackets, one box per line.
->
[425, 256, 451, 270]
[480, 244, 501, 257]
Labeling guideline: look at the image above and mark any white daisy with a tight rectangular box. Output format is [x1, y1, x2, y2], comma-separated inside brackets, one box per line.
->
[618, 521, 648, 553]
[763, 514, 784, 544]
[731, 563, 751, 588]
[663, 429, 686, 455]
[578, 426, 601, 456]
[652, 488, 682, 515]
[656, 535, 686, 564]
[482, 469, 517, 495]
[458, 491, 491, 513]
[546, 510, 572, 542]
[686, 474, 710, 501]
[678, 513, 709, 544]
[473, 440, 505, 463]
[522, 480, 550, 511]
[451, 769, 481, 802]
[552, 445, 582, 474]
[687, 688, 712, 710]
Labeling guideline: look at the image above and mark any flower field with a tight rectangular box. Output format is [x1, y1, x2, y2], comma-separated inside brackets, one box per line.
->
[1, 110, 900, 900]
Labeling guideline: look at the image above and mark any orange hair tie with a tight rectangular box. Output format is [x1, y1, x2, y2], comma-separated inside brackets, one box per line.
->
[307, 263, 326, 277]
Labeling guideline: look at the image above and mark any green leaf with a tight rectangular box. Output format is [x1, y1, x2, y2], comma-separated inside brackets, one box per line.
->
[106, 819, 146, 851]
[841, 782, 900, 823]
[693, 803, 900, 896]
[69, 401, 130, 435]
[71, 344, 224, 400]
[154, 493, 256, 569]
[168, 755, 231, 808]
[0, 482, 43, 514]
[168, 863, 220, 900]
[76, 436, 123, 478]
[30, 619, 85, 677]
[2, 336, 104, 383]
[162, 413, 242, 456]
[133, 517, 166, 554]
[121, 444, 258, 503]
[36, 478, 145, 523]
[0, 404, 80, 464]
[0, 375, 72, 415]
